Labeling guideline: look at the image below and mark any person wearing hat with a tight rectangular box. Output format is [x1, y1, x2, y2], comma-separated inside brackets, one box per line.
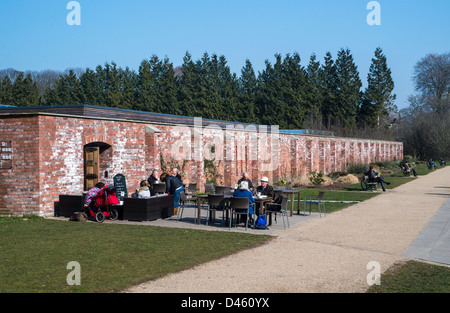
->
[255, 177, 274, 215]
[256, 176, 274, 199]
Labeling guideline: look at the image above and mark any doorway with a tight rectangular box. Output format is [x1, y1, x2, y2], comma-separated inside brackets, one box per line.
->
[84, 142, 112, 191]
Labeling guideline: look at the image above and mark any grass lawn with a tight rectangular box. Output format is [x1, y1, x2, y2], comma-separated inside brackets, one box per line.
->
[0, 217, 271, 293]
[367, 260, 450, 293]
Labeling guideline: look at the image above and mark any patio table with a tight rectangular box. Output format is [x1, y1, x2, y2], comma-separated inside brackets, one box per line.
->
[273, 189, 301, 216]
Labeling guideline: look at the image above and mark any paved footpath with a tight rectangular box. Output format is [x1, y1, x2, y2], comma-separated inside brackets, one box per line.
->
[126, 167, 450, 293]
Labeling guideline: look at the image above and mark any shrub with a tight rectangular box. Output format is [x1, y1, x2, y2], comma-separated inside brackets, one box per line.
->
[346, 163, 368, 174]
[309, 171, 325, 186]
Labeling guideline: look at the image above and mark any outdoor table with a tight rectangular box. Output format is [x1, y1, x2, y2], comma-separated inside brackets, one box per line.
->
[197, 194, 232, 225]
[254, 196, 273, 216]
[273, 189, 301, 216]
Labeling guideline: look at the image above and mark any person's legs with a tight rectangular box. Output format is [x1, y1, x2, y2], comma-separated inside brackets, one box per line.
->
[174, 186, 184, 208]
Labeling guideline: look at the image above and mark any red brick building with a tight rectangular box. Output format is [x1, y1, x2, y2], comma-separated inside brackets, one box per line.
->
[0, 105, 403, 217]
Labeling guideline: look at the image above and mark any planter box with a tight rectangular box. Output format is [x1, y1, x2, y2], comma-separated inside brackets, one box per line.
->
[57, 195, 84, 217]
[123, 195, 174, 221]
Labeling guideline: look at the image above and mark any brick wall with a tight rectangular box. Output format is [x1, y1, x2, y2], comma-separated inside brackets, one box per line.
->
[0, 114, 403, 217]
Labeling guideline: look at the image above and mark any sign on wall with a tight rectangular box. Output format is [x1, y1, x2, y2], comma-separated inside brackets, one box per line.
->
[0, 141, 12, 169]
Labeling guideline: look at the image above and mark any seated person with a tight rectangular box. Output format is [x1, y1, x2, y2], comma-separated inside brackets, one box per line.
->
[256, 177, 274, 198]
[134, 180, 155, 198]
[404, 161, 417, 177]
[428, 159, 437, 169]
[237, 171, 254, 191]
[439, 158, 446, 166]
[84, 182, 105, 208]
[147, 169, 159, 186]
[232, 181, 255, 225]
[255, 176, 274, 213]
[160, 172, 184, 209]
[368, 166, 391, 192]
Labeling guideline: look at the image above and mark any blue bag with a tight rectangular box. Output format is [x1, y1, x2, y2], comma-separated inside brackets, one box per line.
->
[255, 214, 268, 229]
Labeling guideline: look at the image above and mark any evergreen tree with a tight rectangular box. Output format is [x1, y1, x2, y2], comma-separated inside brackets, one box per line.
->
[11, 73, 40, 106]
[0, 76, 13, 105]
[238, 59, 258, 123]
[281, 53, 308, 129]
[43, 70, 84, 106]
[359, 47, 397, 128]
[321, 52, 338, 129]
[217, 55, 239, 122]
[256, 54, 286, 127]
[305, 53, 323, 126]
[80, 68, 103, 106]
[334, 48, 362, 130]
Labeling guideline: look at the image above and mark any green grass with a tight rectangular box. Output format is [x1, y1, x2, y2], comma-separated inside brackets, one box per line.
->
[296, 189, 379, 213]
[0, 218, 271, 293]
[367, 260, 450, 293]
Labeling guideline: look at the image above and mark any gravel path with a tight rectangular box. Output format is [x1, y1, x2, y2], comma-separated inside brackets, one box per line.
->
[125, 167, 450, 293]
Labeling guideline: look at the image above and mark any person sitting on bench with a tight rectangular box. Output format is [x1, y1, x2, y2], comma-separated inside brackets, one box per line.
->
[404, 161, 417, 177]
[428, 159, 437, 169]
[368, 166, 391, 192]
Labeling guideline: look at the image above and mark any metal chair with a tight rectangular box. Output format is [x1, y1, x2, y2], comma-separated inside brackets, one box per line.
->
[304, 191, 326, 218]
[204, 183, 215, 194]
[265, 196, 290, 229]
[206, 194, 227, 226]
[187, 183, 198, 194]
[229, 197, 255, 231]
[152, 183, 166, 194]
[215, 186, 233, 195]
[177, 191, 198, 222]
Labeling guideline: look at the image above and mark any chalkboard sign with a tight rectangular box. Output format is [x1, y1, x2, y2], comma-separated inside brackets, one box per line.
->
[113, 173, 127, 201]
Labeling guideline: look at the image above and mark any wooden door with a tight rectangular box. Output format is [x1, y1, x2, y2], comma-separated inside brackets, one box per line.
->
[84, 146, 99, 191]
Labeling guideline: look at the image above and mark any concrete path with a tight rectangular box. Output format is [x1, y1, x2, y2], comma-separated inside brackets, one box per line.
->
[125, 167, 450, 293]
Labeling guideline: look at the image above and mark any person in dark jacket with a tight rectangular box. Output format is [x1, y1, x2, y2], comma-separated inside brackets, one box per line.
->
[160, 172, 184, 209]
[237, 172, 254, 191]
[172, 168, 182, 182]
[368, 166, 390, 192]
[147, 168, 159, 186]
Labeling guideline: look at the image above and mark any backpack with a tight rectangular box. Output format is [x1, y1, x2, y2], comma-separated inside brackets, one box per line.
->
[255, 214, 268, 229]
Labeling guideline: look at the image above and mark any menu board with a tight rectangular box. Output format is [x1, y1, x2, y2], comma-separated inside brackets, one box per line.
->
[113, 173, 127, 201]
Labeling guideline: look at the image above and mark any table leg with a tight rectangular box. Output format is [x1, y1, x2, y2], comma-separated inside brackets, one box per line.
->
[297, 191, 301, 215]
[290, 193, 294, 217]
[197, 199, 201, 224]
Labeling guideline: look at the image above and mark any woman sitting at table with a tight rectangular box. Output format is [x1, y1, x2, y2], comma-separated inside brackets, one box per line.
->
[232, 181, 255, 225]
[134, 180, 155, 198]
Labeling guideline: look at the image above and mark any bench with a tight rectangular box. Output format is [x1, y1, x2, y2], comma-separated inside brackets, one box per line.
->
[360, 176, 378, 191]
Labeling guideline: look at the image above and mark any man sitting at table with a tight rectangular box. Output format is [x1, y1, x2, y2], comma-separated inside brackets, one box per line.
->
[255, 177, 274, 214]
[256, 177, 274, 199]
[232, 181, 255, 226]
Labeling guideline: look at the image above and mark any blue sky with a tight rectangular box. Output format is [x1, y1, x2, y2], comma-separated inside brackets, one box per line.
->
[0, 0, 449, 110]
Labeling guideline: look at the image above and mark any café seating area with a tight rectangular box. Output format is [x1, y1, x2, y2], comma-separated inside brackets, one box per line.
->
[55, 182, 322, 233]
